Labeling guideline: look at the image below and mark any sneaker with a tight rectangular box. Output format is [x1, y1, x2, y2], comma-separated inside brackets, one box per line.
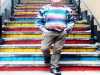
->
[50, 66, 61, 75]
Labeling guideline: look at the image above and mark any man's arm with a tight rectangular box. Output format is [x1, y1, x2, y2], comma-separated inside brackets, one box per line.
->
[35, 6, 47, 32]
[65, 7, 75, 33]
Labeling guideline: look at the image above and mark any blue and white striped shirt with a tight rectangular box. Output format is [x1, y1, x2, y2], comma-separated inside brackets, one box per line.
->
[35, 4, 74, 32]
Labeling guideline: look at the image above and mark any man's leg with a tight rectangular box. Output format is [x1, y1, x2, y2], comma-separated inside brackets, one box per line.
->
[50, 33, 64, 74]
[41, 33, 55, 65]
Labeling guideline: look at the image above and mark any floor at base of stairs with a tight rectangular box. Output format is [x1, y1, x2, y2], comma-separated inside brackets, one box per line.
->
[0, 71, 100, 75]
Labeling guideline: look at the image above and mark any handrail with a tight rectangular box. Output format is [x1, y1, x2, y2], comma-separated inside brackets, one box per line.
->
[70, 0, 99, 43]
[81, 0, 100, 28]
[79, 0, 100, 43]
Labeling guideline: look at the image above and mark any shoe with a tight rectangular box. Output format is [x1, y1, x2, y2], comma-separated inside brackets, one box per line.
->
[50, 66, 61, 75]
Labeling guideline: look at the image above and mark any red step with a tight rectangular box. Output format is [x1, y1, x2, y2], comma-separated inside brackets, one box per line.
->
[4, 40, 93, 44]
[3, 27, 90, 32]
[0, 66, 100, 71]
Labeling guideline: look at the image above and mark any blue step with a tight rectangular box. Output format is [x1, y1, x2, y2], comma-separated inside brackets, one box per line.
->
[0, 55, 98, 61]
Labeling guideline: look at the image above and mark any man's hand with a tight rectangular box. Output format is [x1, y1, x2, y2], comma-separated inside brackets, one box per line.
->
[46, 25, 66, 31]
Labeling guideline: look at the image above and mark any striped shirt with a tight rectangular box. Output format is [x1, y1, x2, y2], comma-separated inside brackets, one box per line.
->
[35, 4, 74, 32]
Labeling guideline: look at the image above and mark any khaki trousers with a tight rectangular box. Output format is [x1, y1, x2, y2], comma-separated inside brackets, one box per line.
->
[41, 31, 64, 67]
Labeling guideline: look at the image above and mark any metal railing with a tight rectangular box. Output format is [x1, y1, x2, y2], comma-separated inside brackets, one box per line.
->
[11, 0, 21, 19]
[80, 0, 100, 43]
[69, 0, 81, 19]
[70, 0, 100, 43]
[0, 0, 21, 39]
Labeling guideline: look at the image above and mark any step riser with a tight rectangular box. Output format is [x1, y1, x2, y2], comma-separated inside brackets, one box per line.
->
[14, 9, 76, 12]
[3, 40, 94, 44]
[0, 66, 100, 71]
[17, 3, 74, 6]
[0, 56, 99, 61]
[16, 2, 73, 5]
[2, 34, 92, 38]
[3, 27, 90, 32]
[14, 13, 77, 16]
[0, 48, 96, 52]
[14, 7, 76, 12]
[15, 7, 76, 11]
[5, 25, 89, 28]
[20, 0, 67, 4]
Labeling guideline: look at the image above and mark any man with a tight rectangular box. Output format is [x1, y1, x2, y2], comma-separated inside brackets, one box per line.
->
[35, 0, 74, 75]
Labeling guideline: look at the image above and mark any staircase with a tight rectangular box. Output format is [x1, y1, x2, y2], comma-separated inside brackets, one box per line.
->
[0, 0, 100, 72]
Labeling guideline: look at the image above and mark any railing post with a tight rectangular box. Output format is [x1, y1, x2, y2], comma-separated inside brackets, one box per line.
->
[0, 15, 4, 44]
[97, 27, 100, 43]
[90, 15, 96, 43]
[11, 0, 14, 16]
[10, 0, 15, 21]
[0, 15, 2, 38]
[69, 0, 73, 4]
[18, 0, 21, 4]
[77, 0, 81, 19]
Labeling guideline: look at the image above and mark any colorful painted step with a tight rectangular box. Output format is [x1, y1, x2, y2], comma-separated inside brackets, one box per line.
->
[2, 34, 92, 38]
[15, 6, 77, 11]
[5, 23, 89, 28]
[0, 44, 96, 52]
[0, 66, 100, 71]
[16, 3, 74, 7]
[3, 27, 90, 32]
[3, 39, 94, 44]
[0, 55, 98, 61]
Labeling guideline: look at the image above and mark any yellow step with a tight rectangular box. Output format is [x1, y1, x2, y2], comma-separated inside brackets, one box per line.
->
[16, 6, 40, 9]
[5, 24, 35, 28]
[15, 12, 37, 15]
[15, 11, 77, 16]
[5, 24, 88, 28]
[2, 34, 91, 38]
[0, 48, 96, 52]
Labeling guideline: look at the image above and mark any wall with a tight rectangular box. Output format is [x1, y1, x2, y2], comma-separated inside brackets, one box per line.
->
[0, 0, 12, 21]
[0, 0, 12, 15]
[80, 0, 100, 31]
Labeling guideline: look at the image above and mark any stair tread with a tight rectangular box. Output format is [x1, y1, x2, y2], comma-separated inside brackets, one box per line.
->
[0, 44, 96, 48]
[3, 40, 94, 44]
[5, 23, 89, 26]
[2, 31, 91, 35]
[0, 56, 99, 62]
[0, 61, 100, 67]
[2, 37, 92, 40]
[16, 3, 74, 6]
[0, 52, 98, 55]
